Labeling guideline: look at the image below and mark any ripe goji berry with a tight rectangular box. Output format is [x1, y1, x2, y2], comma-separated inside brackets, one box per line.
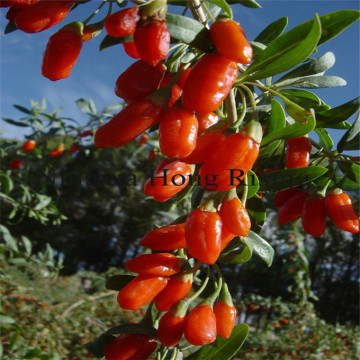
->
[210, 18, 252, 64]
[198, 121, 261, 192]
[1, 0, 17, 7]
[104, 333, 157, 360]
[104, 7, 139, 38]
[154, 268, 193, 311]
[15, 0, 73, 33]
[95, 99, 163, 148]
[220, 224, 235, 251]
[134, 20, 169, 66]
[302, 197, 326, 237]
[180, 129, 225, 164]
[286, 136, 312, 169]
[69, 143, 81, 154]
[115, 60, 165, 103]
[277, 190, 309, 225]
[182, 54, 238, 113]
[41, 23, 83, 81]
[184, 305, 217, 345]
[79, 129, 92, 138]
[185, 205, 222, 264]
[139, 134, 149, 146]
[139, 223, 186, 251]
[143, 160, 192, 202]
[274, 187, 297, 208]
[219, 190, 251, 237]
[159, 104, 198, 158]
[125, 253, 182, 277]
[197, 112, 220, 135]
[148, 149, 157, 161]
[117, 275, 168, 310]
[22, 139, 36, 152]
[213, 284, 236, 339]
[5, 0, 36, 24]
[9, 158, 22, 170]
[324, 190, 359, 234]
[158, 311, 186, 347]
[49, 143, 64, 157]
[176, 66, 191, 90]
[122, 41, 140, 59]
[158, 72, 183, 107]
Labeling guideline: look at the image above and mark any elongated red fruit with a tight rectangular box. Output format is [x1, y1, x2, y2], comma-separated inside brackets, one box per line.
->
[278, 190, 309, 225]
[95, 99, 163, 148]
[214, 301, 236, 339]
[140, 223, 186, 251]
[302, 197, 326, 237]
[158, 312, 186, 347]
[104, 7, 139, 37]
[182, 54, 238, 113]
[274, 187, 297, 208]
[286, 136, 312, 169]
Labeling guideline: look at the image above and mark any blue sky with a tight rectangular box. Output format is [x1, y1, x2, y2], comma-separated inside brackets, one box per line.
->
[1, 0, 359, 149]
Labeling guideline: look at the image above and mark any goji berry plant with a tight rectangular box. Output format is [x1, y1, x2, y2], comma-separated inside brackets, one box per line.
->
[1, 0, 359, 359]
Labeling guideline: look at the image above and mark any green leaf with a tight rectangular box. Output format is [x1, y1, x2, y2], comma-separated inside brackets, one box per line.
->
[0, 173, 14, 194]
[99, 34, 133, 51]
[34, 195, 52, 210]
[315, 128, 333, 150]
[258, 167, 328, 192]
[0, 225, 18, 251]
[278, 89, 322, 110]
[316, 97, 360, 127]
[24, 348, 42, 358]
[338, 162, 360, 183]
[240, 15, 321, 81]
[246, 196, 266, 233]
[186, 324, 249, 360]
[290, 75, 346, 89]
[242, 230, 274, 266]
[9, 329, 20, 351]
[219, 245, 252, 264]
[261, 109, 315, 146]
[4, 21, 18, 34]
[275, 51, 335, 84]
[105, 274, 135, 290]
[76, 98, 97, 115]
[166, 13, 213, 53]
[337, 112, 360, 152]
[207, 0, 232, 18]
[13, 104, 31, 114]
[191, 188, 205, 211]
[236, 0, 261, 8]
[0, 315, 16, 324]
[254, 17, 288, 45]
[244, 170, 260, 199]
[2, 117, 29, 127]
[8, 258, 27, 265]
[21, 236, 32, 256]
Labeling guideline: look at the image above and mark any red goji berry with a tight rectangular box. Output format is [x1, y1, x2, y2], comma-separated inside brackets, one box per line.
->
[197, 112, 220, 134]
[125, 253, 182, 277]
[41, 24, 83, 81]
[182, 54, 238, 113]
[134, 20, 169, 66]
[176, 66, 191, 90]
[143, 160, 192, 202]
[220, 224, 235, 251]
[324, 190, 359, 234]
[158, 72, 183, 107]
[9, 158, 22, 170]
[159, 104, 198, 158]
[210, 18, 252, 64]
[274, 187, 297, 208]
[184, 305, 217, 345]
[117, 275, 168, 310]
[22, 139, 36, 152]
[219, 190, 251, 237]
[95, 99, 163, 148]
[104, 333, 157, 360]
[5, 0, 37, 24]
[122, 41, 140, 59]
[139, 223, 186, 251]
[286, 136, 312, 169]
[277, 190, 309, 225]
[148, 149, 157, 161]
[104, 7, 139, 38]
[49, 143, 64, 157]
[158, 311, 186, 347]
[1, 0, 17, 7]
[302, 197, 326, 237]
[139, 134, 149, 146]
[185, 205, 222, 264]
[15, 0, 73, 33]
[115, 60, 165, 103]
[69, 143, 81, 154]
[79, 129, 93, 138]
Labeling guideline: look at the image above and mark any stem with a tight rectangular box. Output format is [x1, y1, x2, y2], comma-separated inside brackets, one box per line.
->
[224, 88, 237, 127]
[239, 85, 257, 121]
[201, 0, 215, 22]
[241, 174, 248, 205]
[83, 0, 107, 25]
[310, 139, 336, 160]
[186, 266, 210, 303]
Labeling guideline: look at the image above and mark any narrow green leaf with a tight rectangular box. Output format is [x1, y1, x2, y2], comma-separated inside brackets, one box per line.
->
[186, 324, 249, 360]
[34, 195, 52, 210]
[0, 315, 16, 324]
[76, 98, 98, 115]
[263, 99, 286, 136]
[99, 34, 133, 51]
[105, 274, 135, 290]
[279, 89, 321, 110]
[258, 167, 328, 192]
[275, 51, 335, 84]
[246, 196, 266, 233]
[0, 225, 18, 251]
[207, 0, 232, 18]
[236, 0, 261, 8]
[241, 15, 321, 80]
[254, 17, 288, 45]
[337, 112, 360, 152]
[2, 117, 29, 127]
[21, 236, 32, 256]
[338, 162, 360, 183]
[4, 21, 17, 34]
[291, 75, 346, 89]
[316, 97, 360, 127]
[242, 230, 274, 266]
[0, 173, 14, 194]
[219, 245, 252, 264]
[315, 128, 333, 149]
[9, 329, 20, 351]
[13, 104, 32, 114]
[166, 13, 213, 53]
[24, 348, 42, 358]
